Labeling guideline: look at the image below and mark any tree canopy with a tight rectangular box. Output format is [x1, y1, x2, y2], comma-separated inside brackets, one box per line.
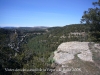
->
[81, 0, 100, 41]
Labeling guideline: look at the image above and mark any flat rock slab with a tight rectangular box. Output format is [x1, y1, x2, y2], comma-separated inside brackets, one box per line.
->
[53, 42, 93, 64]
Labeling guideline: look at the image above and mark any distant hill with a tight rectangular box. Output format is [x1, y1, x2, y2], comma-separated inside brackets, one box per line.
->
[2, 26, 49, 32]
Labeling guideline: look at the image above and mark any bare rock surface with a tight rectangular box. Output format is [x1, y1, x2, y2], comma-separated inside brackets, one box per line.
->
[53, 42, 93, 64]
[50, 42, 100, 75]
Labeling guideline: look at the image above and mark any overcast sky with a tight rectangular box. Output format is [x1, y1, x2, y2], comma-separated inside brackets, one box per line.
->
[0, 0, 97, 27]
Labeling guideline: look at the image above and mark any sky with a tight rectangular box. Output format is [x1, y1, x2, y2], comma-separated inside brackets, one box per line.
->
[0, 0, 97, 27]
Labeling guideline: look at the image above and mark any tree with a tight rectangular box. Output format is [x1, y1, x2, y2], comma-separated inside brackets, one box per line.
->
[81, 0, 100, 42]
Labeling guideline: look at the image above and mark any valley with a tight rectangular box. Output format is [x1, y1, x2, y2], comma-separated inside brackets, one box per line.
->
[0, 24, 100, 75]
[0, 0, 100, 75]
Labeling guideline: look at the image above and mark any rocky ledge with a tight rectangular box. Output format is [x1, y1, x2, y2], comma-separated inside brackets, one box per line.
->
[53, 42, 93, 64]
[50, 42, 100, 75]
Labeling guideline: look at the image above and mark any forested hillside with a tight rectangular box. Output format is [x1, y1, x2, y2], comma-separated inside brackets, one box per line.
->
[20, 24, 90, 75]
[0, 28, 47, 75]
[0, 23, 99, 75]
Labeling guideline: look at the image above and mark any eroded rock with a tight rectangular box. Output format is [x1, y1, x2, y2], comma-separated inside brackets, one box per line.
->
[53, 42, 93, 64]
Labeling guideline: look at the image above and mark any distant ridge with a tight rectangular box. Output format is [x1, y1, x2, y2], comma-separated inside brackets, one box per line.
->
[1, 26, 50, 32]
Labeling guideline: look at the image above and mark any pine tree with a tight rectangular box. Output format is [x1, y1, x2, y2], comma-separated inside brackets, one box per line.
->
[81, 0, 100, 41]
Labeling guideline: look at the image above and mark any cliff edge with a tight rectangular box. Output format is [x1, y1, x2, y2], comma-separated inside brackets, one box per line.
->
[50, 42, 100, 75]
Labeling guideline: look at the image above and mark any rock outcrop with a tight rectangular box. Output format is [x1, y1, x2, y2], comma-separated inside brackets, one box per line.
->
[50, 42, 100, 75]
[53, 42, 93, 64]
